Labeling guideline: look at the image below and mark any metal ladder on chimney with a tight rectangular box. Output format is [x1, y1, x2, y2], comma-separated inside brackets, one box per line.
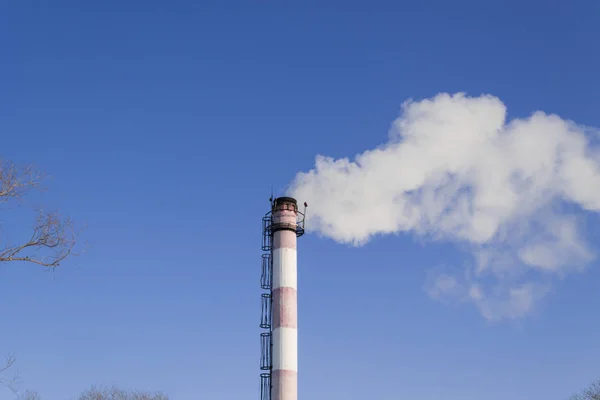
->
[260, 214, 273, 400]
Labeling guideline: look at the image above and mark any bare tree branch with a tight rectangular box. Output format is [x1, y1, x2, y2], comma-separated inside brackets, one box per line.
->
[0, 354, 20, 396]
[0, 159, 82, 268]
[0, 211, 77, 268]
[0, 160, 44, 201]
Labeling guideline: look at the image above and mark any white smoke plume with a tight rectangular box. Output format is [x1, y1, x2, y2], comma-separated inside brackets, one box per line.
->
[288, 93, 600, 321]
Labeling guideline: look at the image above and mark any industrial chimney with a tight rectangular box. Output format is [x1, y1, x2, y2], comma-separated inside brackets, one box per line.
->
[260, 197, 306, 400]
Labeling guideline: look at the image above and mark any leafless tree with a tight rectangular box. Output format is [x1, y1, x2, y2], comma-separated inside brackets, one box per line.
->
[0, 159, 79, 268]
[19, 390, 41, 400]
[570, 378, 600, 400]
[77, 386, 169, 400]
[0, 354, 19, 395]
[0, 159, 82, 397]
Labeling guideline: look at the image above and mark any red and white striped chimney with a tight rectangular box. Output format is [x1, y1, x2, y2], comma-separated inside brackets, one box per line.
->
[271, 197, 299, 400]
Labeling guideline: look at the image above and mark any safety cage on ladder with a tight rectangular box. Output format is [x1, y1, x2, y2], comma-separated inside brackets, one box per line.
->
[260, 211, 274, 400]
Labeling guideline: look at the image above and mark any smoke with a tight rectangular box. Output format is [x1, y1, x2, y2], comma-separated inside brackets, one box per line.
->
[288, 93, 600, 321]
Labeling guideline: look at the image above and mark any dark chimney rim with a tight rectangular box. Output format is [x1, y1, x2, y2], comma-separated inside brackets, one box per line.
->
[274, 196, 297, 205]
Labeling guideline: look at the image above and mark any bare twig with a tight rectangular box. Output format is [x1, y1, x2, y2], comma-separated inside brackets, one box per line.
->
[0, 161, 43, 201]
[570, 378, 600, 400]
[583, 379, 600, 400]
[20, 390, 41, 400]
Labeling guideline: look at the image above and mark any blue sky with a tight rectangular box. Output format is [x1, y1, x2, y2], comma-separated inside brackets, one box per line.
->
[1, 1, 599, 399]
